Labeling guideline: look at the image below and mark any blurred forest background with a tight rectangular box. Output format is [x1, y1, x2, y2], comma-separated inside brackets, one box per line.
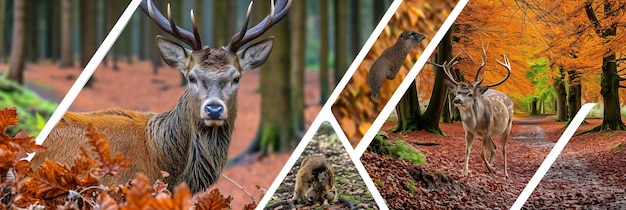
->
[0, 0, 393, 157]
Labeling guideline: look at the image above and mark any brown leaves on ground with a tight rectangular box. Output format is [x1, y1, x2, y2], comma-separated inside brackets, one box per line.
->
[0, 107, 256, 209]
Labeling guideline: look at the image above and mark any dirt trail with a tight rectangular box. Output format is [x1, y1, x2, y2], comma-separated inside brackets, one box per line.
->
[512, 115, 554, 148]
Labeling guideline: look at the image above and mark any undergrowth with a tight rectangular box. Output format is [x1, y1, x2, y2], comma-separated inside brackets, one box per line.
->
[0, 107, 257, 209]
[369, 131, 426, 165]
[0, 76, 57, 136]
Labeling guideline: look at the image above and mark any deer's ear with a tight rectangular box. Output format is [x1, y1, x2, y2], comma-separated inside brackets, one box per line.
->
[444, 79, 457, 92]
[477, 86, 490, 95]
[156, 36, 191, 70]
[238, 37, 274, 71]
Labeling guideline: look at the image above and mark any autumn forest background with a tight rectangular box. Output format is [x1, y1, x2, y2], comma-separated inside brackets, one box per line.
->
[0, 0, 394, 208]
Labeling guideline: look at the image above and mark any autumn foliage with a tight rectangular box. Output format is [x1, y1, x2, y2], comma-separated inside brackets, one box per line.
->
[332, 0, 459, 147]
[0, 107, 256, 209]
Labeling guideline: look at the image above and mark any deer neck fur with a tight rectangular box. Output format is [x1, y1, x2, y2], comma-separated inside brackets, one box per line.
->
[458, 94, 492, 137]
[148, 88, 236, 193]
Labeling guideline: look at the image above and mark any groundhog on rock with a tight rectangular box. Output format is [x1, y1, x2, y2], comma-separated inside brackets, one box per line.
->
[292, 155, 336, 206]
[368, 30, 425, 102]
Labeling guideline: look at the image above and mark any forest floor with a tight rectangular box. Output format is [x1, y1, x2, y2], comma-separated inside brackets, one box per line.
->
[5, 61, 323, 209]
[266, 127, 378, 210]
[361, 114, 626, 209]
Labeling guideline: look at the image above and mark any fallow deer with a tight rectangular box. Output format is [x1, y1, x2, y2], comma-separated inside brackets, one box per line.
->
[440, 51, 513, 177]
[32, 0, 292, 193]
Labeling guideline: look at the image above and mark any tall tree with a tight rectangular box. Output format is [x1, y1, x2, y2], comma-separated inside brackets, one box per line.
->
[59, 0, 73, 67]
[7, 0, 26, 85]
[0, 0, 7, 63]
[80, 0, 97, 68]
[349, 0, 361, 59]
[393, 30, 452, 135]
[232, 0, 296, 163]
[584, 0, 626, 131]
[290, 0, 306, 135]
[333, 0, 348, 85]
[554, 66, 567, 122]
[319, 0, 330, 104]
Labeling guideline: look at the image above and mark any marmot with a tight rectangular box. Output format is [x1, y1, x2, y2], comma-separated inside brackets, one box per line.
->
[368, 30, 425, 102]
[292, 155, 336, 206]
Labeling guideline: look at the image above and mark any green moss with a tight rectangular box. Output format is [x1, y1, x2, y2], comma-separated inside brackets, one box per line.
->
[0, 76, 57, 137]
[403, 180, 417, 194]
[373, 178, 384, 186]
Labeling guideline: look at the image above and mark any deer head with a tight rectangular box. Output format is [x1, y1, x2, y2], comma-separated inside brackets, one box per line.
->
[441, 51, 512, 110]
[139, 0, 291, 127]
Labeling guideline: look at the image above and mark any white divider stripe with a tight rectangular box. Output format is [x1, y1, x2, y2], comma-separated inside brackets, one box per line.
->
[354, 0, 470, 157]
[257, 1, 404, 208]
[510, 103, 597, 209]
[30, 0, 142, 159]
[327, 116, 391, 210]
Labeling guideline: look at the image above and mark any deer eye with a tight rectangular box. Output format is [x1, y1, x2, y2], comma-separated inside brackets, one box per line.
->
[233, 77, 240, 84]
[188, 75, 197, 83]
[468, 93, 473, 97]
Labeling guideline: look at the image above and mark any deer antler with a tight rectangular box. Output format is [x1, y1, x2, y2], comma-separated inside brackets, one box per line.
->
[473, 48, 487, 86]
[480, 54, 511, 88]
[438, 52, 462, 85]
[226, 0, 293, 52]
[140, 0, 203, 50]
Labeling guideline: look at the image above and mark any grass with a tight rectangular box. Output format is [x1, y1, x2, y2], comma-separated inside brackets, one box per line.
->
[403, 180, 417, 194]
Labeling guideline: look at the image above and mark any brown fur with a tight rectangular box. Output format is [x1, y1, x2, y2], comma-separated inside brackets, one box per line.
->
[31, 36, 275, 194]
[367, 30, 425, 102]
[292, 155, 336, 206]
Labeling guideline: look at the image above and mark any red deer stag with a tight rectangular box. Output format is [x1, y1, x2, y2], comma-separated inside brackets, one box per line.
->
[440, 52, 513, 177]
[32, 0, 292, 193]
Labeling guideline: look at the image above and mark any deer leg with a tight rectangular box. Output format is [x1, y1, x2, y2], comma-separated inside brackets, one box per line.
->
[481, 136, 496, 173]
[463, 132, 474, 176]
[488, 138, 496, 166]
[502, 127, 511, 178]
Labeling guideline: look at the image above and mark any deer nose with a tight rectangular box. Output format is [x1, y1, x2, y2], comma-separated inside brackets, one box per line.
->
[453, 98, 462, 104]
[204, 104, 224, 119]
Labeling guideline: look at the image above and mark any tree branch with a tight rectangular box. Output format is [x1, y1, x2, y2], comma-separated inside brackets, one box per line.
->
[583, 0, 603, 36]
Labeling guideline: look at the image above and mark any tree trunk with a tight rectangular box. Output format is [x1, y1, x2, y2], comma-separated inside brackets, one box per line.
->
[392, 30, 452, 135]
[80, 0, 97, 68]
[420, 30, 453, 134]
[0, 0, 6, 63]
[595, 53, 626, 130]
[554, 67, 567, 121]
[7, 0, 26, 85]
[566, 70, 582, 122]
[231, 1, 295, 164]
[373, 0, 389, 25]
[25, 0, 37, 63]
[212, 0, 227, 47]
[290, 0, 306, 135]
[108, 0, 119, 70]
[334, 0, 348, 85]
[349, 0, 361, 59]
[531, 98, 538, 115]
[49, 0, 60, 61]
[59, 0, 73, 67]
[584, 0, 625, 131]
[319, 0, 330, 104]
[392, 80, 422, 132]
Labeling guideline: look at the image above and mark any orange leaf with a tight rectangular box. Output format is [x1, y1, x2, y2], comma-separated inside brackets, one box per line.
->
[193, 188, 233, 210]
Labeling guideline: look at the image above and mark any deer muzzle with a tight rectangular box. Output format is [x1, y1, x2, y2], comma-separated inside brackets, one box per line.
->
[201, 99, 228, 127]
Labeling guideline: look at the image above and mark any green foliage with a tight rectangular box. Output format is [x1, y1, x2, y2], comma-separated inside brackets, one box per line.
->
[520, 57, 555, 113]
[370, 132, 426, 165]
[373, 178, 384, 186]
[0, 76, 57, 136]
[403, 180, 417, 194]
